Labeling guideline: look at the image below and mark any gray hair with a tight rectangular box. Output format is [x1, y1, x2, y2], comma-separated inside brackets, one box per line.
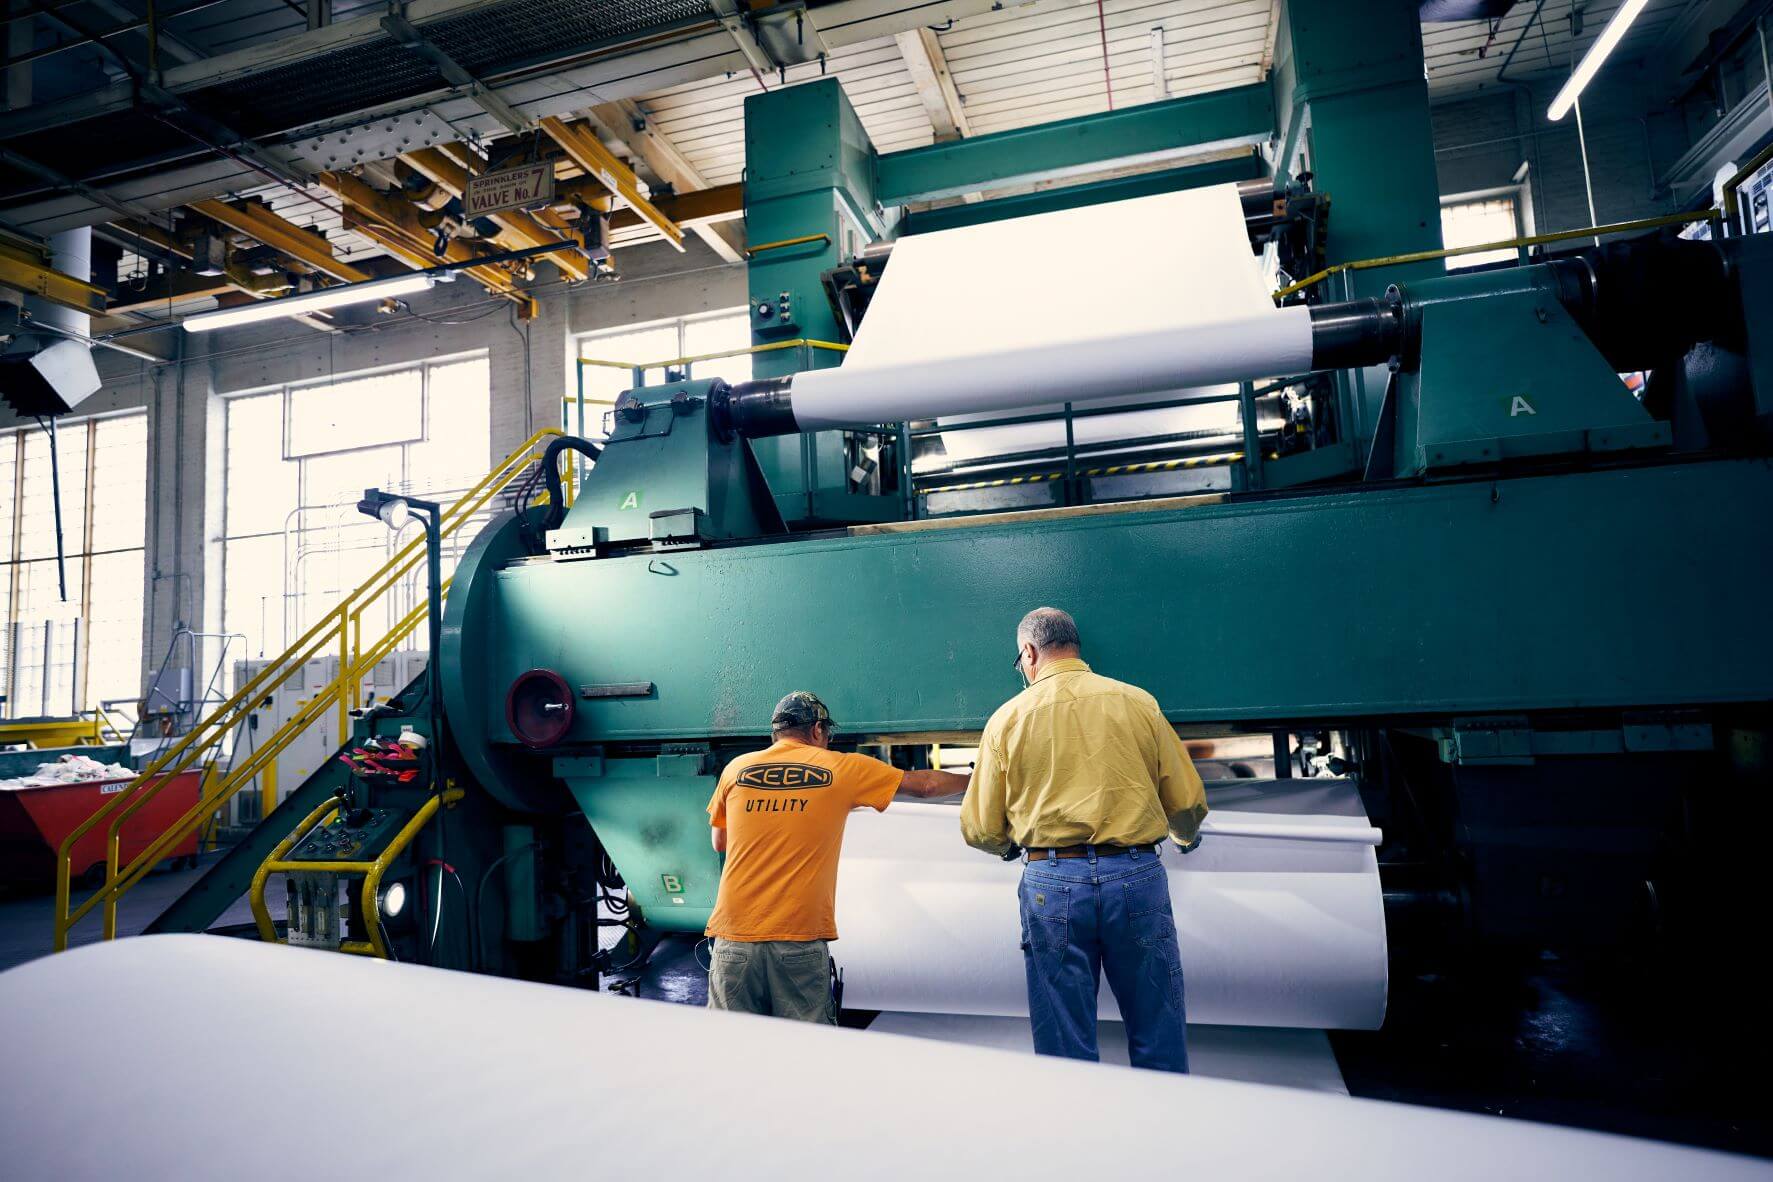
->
[1017, 606, 1080, 654]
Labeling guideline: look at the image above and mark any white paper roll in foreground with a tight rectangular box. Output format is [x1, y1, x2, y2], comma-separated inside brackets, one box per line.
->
[790, 185, 1314, 430]
[833, 778, 1388, 1030]
[2, 937, 1765, 1182]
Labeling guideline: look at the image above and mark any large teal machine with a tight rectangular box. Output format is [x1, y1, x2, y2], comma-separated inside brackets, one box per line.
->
[151, 0, 1772, 985]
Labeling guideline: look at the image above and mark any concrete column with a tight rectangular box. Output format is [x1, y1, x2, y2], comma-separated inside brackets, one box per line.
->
[141, 335, 224, 707]
[489, 285, 572, 460]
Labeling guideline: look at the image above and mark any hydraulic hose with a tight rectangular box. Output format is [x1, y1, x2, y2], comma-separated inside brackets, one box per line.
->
[541, 435, 603, 530]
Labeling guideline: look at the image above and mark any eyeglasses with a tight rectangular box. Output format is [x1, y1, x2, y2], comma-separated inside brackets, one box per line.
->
[1011, 650, 1025, 672]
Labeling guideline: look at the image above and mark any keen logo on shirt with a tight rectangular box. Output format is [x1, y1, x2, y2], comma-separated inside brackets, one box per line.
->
[735, 763, 834, 790]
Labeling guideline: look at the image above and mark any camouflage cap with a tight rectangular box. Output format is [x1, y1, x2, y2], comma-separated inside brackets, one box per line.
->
[771, 690, 834, 730]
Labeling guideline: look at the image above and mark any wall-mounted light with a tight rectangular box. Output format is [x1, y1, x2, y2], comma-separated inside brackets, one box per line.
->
[1546, 0, 1650, 122]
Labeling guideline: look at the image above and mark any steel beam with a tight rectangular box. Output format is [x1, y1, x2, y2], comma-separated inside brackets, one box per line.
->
[2, 0, 229, 70]
[893, 27, 969, 142]
[103, 218, 192, 260]
[594, 180, 740, 230]
[872, 80, 1275, 206]
[898, 152, 1265, 236]
[399, 146, 589, 280]
[539, 115, 684, 251]
[380, 13, 528, 135]
[189, 198, 371, 285]
[588, 99, 743, 262]
[104, 269, 237, 314]
[0, 1, 1009, 234]
[0, 238, 109, 315]
[321, 170, 535, 314]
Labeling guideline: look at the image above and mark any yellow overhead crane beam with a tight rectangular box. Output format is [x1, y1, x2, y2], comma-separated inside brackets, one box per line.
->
[318, 169, 537, 317]
[398, 145, 590, 281]
[188, 198, 374, 286]
[539, 115, 684, 250]
[437, 142, 591, 243]
[597, 180, 743, 235]
[0, 237, 109, 317]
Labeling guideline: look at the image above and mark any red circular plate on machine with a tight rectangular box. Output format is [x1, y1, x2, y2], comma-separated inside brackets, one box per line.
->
[505, 668, 575, 749]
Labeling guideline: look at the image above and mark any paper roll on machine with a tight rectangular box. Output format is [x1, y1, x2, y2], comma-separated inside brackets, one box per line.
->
[138, 62, 1772, 1008]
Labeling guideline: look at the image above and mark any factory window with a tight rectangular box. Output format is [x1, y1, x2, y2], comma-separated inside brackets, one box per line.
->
[575, 309, 752, 434]
[1441, 191, 1525, 270]
[219, 355, 491, 663]
[0, 413, 148, 720]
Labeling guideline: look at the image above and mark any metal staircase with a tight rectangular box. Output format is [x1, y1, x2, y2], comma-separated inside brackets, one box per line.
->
[51, 428, 565, 951]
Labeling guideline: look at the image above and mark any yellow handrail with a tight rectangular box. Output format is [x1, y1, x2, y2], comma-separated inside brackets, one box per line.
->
[575, 337, 849, 372]
[249, 788, 462, 959]
[250, 794, 342, 939]
[52, 427, 565, 951]
[745, 233, 831, 257]
[1272, 209, 1721, 300]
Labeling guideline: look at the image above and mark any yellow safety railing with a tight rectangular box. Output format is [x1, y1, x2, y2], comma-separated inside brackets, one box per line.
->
[51, 427, 567, 952]
[575, 336, 848, 373]
[1273, 209, 1722, 300]
[249, 787, 463, 958]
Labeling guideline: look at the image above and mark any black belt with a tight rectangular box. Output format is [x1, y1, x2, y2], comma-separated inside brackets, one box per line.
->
[1024, 843, 1158, 859]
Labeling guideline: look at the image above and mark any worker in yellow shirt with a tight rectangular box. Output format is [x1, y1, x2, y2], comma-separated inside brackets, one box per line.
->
[961, 607, 1207, 1072]
[706, 691, 969, 1023]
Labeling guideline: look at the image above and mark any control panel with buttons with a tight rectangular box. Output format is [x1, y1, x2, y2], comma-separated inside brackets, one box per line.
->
[751, 289, 797, 335]
[289, 807, 406, 863]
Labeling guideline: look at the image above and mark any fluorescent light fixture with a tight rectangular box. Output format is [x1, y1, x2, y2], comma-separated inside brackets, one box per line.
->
[181, 271, 442, 332]
[1546, 0, 1650, 122]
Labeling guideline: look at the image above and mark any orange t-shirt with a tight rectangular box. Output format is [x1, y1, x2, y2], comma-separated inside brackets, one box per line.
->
[705, 739, 903, 942]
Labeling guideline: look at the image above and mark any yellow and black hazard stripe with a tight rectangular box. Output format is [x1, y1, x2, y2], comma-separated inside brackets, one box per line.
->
[922, 452, 1246, 496]
[920, 470, 1069, 494]
[1081, 452, 1245, 477]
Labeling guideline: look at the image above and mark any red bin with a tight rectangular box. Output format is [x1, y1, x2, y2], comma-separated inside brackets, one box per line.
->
[0, 770, 203, 892]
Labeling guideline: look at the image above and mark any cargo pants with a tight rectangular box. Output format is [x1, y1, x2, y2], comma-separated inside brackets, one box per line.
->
[706, 938, 837, 1024]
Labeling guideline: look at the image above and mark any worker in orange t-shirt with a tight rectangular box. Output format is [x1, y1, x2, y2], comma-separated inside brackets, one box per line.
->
[704, 691, 969, 1022]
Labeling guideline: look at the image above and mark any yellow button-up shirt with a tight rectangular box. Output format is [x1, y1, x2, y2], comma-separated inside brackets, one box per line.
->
[960, 658, 1207, 856]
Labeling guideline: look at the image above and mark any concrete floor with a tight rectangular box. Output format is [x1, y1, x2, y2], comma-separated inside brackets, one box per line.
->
[1332, 953, 1773, 1159]
[0, 855, 270, 973]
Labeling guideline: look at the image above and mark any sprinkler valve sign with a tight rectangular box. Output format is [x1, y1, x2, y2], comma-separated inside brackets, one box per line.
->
[464, 163, 555, 217]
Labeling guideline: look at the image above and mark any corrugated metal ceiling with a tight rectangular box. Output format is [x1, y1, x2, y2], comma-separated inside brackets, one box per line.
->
[640, 35, 933, 187]
[629, 0, 1694, 198]
[940, 0, 1273, 134]
[97, 0, 1710, 314]
[636, 0, 1278, 187]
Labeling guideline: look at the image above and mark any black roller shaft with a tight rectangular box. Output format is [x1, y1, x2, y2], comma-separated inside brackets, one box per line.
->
[722, 299, 1411, 439]
[719, 377, 798, 437]
[1308, 298, 1406, 371]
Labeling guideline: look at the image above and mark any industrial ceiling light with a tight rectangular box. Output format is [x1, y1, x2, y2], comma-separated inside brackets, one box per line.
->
[180, 271, 445, 333]
[1546, 0, 1650, 122]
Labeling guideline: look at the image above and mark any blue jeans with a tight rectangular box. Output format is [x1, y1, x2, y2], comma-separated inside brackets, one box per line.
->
[1019, 848, 1188, 1072]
